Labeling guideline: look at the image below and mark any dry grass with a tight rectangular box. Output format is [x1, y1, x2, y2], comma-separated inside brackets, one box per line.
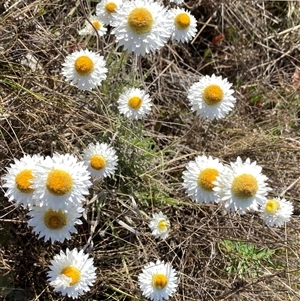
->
[1, 0, 300, 300]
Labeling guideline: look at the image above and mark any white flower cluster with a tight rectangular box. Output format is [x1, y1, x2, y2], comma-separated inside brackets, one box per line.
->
[61, 0, 198, 91]
[1, 143, 118, 298]
[61, 1, 238, 121]
[182, 155, 294, 226]
[2, 148, 179, 300]
[2, 0, 293, 301]
[2, 144, 118, 244]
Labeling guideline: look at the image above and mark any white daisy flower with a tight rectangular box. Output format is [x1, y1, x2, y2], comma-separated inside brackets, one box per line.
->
[138, 259, 178, 301]
[213, 157, 271, 213]
[82, 142, 118, 180]
[260, 197, 293, 227]
[62, 49, 107, 91]
[111, 0, 173, 56]
[96, 0, 123, 25]
[187, 74, 236, 120]
[149, 212, 170, 239]
[32, 153, 92, 211]
[182, 155, 224, 204]
[117, 87, 152, 120]
[27, 204, 84, 243]
[1, 154, 43, 208]
[169, 8, 197, 43]
[47, 248, 96, 299]
[79, 15, 107, 36]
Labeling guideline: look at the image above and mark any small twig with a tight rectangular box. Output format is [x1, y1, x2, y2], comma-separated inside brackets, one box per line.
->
[0, 218, 26, 223]
[82, 211, 99, 253]
[116, 219, 141, 236]
[109, 131, 118, 145]
[191, 15, 215, 45]
[82, 194, 101, 252]
[280, 177, 300, 197]
[264, 24, 300, 41]
[2, 0, 23, 15]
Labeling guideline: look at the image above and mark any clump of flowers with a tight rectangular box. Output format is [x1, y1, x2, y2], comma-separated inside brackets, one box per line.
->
[138, 259, 178, 301]
[149, 212, 170, 239]
[1, 0, 296, 299]
[260, 197, 293, 227]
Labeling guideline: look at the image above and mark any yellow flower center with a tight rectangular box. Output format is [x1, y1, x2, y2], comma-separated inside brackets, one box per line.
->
[158, 219, 168, 231]
[90, 155, 106, 170]
[198, 168, 219, 191]
[105, 2, 117, 13]
[152, 273, 168, 289]
[44, 209, 67, 230]
[128, 96, 142, 109]
[92, 20, 101, 30]
[203, 84, 224, 105]
[231, 174, 258, 199]
[15, 169, 34, 193]
[175, 13, 191, 30]
[61, 266, 81, 286]
[46, 169, 73, 196]
[265, 199, 280, 214]
[74, 55, 94, 76]
[127, 7, 154, 34]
